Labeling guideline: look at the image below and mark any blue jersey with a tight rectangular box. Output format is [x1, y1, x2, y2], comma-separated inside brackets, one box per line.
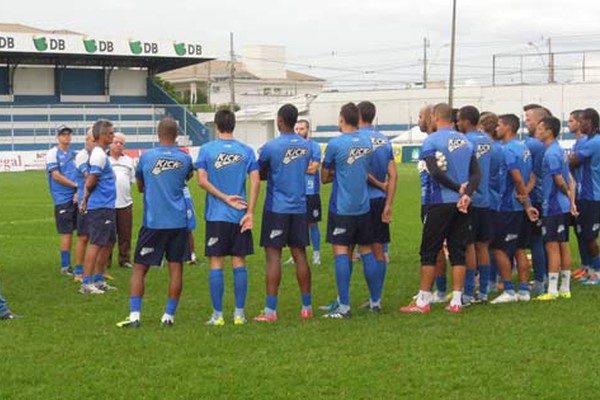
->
[258, 133, 313, 214]
[499, 139, 532, 212]
[524, 136, 546, 205]
[183, 186, 197, 231]
[74, 149, 90, 207]
[465, 131, 492, 208]
[136, 146, 193, 229]
[420, 127, 474, 205]
[575, 134, 600, 201]
[572, 135, 589, 200]
[45, 146, 77, 205]
[361, 127, 394, 199]
[323, 132, 373, 215]
[195, 138, 259, 224]
[488, 140, 504, 211]
[305, 140, 322, 195]
[542, 141, 571, 217]
[418, 161, 430, 206]
[87, 146, 116, 210]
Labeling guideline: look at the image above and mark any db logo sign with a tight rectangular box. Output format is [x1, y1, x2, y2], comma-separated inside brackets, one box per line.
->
[0, 36, 15, 49]
[173, 42, 203, 56]
[33, 36, 66, 52]
[129, 40, 158, 55]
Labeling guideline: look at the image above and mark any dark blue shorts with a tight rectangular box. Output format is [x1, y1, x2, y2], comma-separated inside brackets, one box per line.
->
[421, 204, 428, 224]
[54, 201, 77, 234]
[87, 208, 116, 246]
[468, 207, 494, 243]
[518, 203, 543, 249]
[306, 194, 322, 224]
[490, 211, 523, 257]
[575, 200, 600, 241]
[327, 212, 374, 247]
[77, 209, 90, 237]
[542, 213, 570, 243]
[369, 197, 390, 244]
[420, 203, 469, 266]
[260, 211, 309, 249]
[134, 227, 190, 266]
[205, 221, 254, 257]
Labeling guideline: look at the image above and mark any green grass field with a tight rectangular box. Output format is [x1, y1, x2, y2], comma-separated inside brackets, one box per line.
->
[0, 165, 599, 399]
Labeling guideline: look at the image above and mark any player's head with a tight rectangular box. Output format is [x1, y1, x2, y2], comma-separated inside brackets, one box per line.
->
[432, 103, 453, 129]
[85, 127, 95, 150]
[56, 125, 73, 146]
[110, 133, 126, 156]
[568, 109, 583, 134]
[357, 101, 376, 126]
[214, 109, 236, 134]
[457, 105, 480, 134]
[523, 104, 550, 136]
[277, 103, 298, 133]
[580, 108, 600, 136]
[418, 104, 434, 134]
[478, 111, 499, 139]
[536, 116, 561, 143]
[295, 119, 310, 139]
[338, 102, 359, 132]
[497, 114, 520, 141]
[92, 119, 114, 147]
[157, 117, 179, 144]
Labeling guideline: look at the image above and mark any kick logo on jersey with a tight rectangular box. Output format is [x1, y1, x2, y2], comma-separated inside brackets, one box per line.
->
[448, 138, 468, 152]
[371, 137, 387, 150]
[282, 147, 309, 165]
[151, 159, 184, 175]
[347, 147, 371, 165]
[476, 143, 491, 159]
[214, 152, 243, 169]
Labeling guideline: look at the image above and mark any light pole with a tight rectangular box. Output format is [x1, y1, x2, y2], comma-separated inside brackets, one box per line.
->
[448, 0, 457, 108]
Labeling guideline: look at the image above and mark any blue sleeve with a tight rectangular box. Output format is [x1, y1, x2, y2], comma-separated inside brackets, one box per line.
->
[322, 141, 336, 169]
[312, 142, 322, 162]
[247, 147, 259, 172]
[195, 148, 208, 171]
[576, 140, 593, 161]
[386, 143, 394, 162]
[420, 137, 435, 159]
[258, 143, 270, 169]
[135, 155, 144, 180]
[504, 147, 518, 171]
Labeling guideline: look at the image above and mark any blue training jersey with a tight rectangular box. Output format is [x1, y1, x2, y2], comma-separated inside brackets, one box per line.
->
[258, 133, 314, 214]
[573, 134, 600, 201]
[136, 145, 193, 229]
[323, 131, 373, 215]
[87, 146, 116, 210]
[465, 130, 492, 208]
[572, 135, 587, 200]
[361, 127, 394, 200]
[305, 140, 322, 196]
[183, 186, 197, 231]
[542, 141, 571, 217]
[524, 136, 546, 205]
[45, 146, 77, 205]
[420, 127, 474, 205]
[418, 160, 430, 206]
[74, 149, 90, 207]
[195, 138, 259, 224]
[499, 138, 532, 212]
[488, 140, 504, 211]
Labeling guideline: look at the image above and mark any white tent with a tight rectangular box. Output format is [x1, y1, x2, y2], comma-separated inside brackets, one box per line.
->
[390, 126, 427, 144]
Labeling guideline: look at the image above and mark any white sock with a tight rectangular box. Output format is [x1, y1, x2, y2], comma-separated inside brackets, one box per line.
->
[234, 308, 245, 318]
[129, 311, 141, 322]
[451, 290, 462, 307]
[416, 290, 432, 307]
[161, 312, 174, 321]
[302, 305, 312, 312]
[560, 270, 571, 293]
[212, 310, 223, 319]
[313, 251, 320, 258]
[548, 272, 559, 295]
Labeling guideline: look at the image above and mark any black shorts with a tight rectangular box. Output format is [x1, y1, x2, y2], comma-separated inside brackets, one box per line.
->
[134, 227, 190, 265]
[421, 204, 428, 224]
[77, 209, 90, 237]
[575, 200, 600, 241]
[260, 211, 309, 248]
[326, 212, 374, 247]
[542, 213, 570, 243]
[54, 201, 77, 234]
[87, 208, 116, 246]
[369, 197, 390, 244]
[306, 194, 322, 224]
[420, 203, 470, 266]
[517, 203, 543, 249]
[469, 207, 494, 243]
[205, 221, 254, 257]
[490, 211, 523, 257]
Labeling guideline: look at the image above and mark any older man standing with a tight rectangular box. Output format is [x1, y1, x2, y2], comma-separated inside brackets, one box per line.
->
[109, 133, 135, 268]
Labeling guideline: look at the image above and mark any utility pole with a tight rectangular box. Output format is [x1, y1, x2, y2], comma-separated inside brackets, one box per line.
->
[229, 32, 236, 111]
[448, 0, 457, 108]
[547, 37, 555, 83]
[207, 61, 212, 106]
[423, 37, 429, 88]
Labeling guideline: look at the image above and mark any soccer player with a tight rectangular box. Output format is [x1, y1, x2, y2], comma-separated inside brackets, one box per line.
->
[358, 101, 398, 310]
[196, 109, 260, 326]
[490, 114, 538, 304]
[79, 120, 117, 294]
[457, 105, 493, 304]
[117, 118, 194, 328]
[535, 116, 575, 300]
[255, 104, 314, 322]
[401, 103, 480, 314]
[568, 108, 600, 285]
[0, 282, 22, 320]
[45, 125, 78, 275]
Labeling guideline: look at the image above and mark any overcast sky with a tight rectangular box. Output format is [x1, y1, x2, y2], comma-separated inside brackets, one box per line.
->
[4, 0, 600, 88]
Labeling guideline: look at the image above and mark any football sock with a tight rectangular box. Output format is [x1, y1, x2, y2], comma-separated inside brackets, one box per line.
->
[451, 290, 462, 307]
[464, 269, 476, 298]
[478, 264, 490, 297]
[234, 308, 245, 318]
[592, 256, 600, 272]
[60, 250, 70, 269]
[518, 283, 530, 294]
[560, 270, 571, 293]
[301, 293, 312, 311]
[233, 267, 248, 310]
[265, 295, 278, 315]
[209, 269, 224, 313]
[165, 298, 179, 316]
[93, 273, 104, 283]
[130, 296, 142, 321]
[376, 259, 387, 302]
[503, 281, 515, 295]
[435, 275, 447, 293]
[74, 264, 83, 275]
[361, 252, 379, 303]
[531, 236, 547, 283]
[416, 290, 432, 308]
[335, 254, 351, 307]
[310, 225, 321, 252]
[547, 272, 559, 295]
[82, 275, 91, 285]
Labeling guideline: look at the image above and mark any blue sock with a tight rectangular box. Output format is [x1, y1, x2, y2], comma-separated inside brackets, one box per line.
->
[530, 236, 547, 283]
[209, 269, 224, 312]
[301, 293, 311, 307]
[504, 280, 515, 294]
[310, 225, 321, 252]
[233, 267, 247, 310]
[74, 264, 83, 275]
[464, 269, 476, 297]
[60, 250, 70, 269]
[376, 259, 387, 302]
[384, 243, 389, 253]
[93, 273, 104, 283]
[592, 256, 600, 272]
[490, 258, 498, 284]
[578, 236, 591, 267]
[165, 298, 179, 316]
[130, 296, 142, 313]
[361, 252, 379, 303]
[435, 275, 447, 293]
[518, 283, 530, 293]
[266, 295, 278, 311]
[82, 275, 91, 284]
[335, 254, 351, 306]
[478, 264, 491, 296]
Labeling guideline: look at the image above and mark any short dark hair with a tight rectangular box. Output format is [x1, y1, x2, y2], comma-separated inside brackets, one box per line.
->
[357, 101, 376, 124]
[433, 103, 453, 122]
[297, 119, 310, 129]
[570, 109, 583, 118]
[458, 105, 480, 127]
[582, 108, 600, 133]
[277, 104, 298, 130]
[540, 116, 561, 138]
[92, 119, 113, 141]
[340, 102, 359, 127]
[158, 117, 179, 141]
[499, 114, 520, 134]
[524, 103, 553, 117]
[214, 109, 236, 133]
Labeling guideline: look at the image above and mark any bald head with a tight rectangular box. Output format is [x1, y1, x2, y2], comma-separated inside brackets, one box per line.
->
[158, 118, 178, 144]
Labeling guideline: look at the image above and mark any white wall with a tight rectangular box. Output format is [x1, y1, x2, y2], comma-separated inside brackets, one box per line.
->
[13, 66, 54, 95]
[109, 69, 147, 96]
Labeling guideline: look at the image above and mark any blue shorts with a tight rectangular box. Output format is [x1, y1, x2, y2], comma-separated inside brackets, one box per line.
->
[542, 213, 570, 243]
[306, 194, 322, 224]
[575, 200, 600, 241]
[54, 201, 77, 234]
[205, 221, 254, 257]
[369, 197, 390, 244]
[260, 211, 309, 249]
[326, 212, 374, 247]
[134, 227, 190, 266]
[490, 211, 523, 257]
[77, 209, 90, 237]
[87, 208, 116, 246]
[468, 207, 494, 243]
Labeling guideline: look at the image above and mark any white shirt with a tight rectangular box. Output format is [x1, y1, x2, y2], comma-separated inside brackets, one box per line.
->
[109, 154, 135, 208]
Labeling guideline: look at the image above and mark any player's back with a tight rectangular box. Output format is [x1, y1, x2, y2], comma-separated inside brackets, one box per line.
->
[465, 130, 492, 208]
[578, 134, 600, 201]
[542, 141, 570, 216]
[524, 136, 546, 205]
[87, 146, 116, 210]
[361, 127, 393, 199]
[499, 139, 532, 212]
[488, 140, 504, 211]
